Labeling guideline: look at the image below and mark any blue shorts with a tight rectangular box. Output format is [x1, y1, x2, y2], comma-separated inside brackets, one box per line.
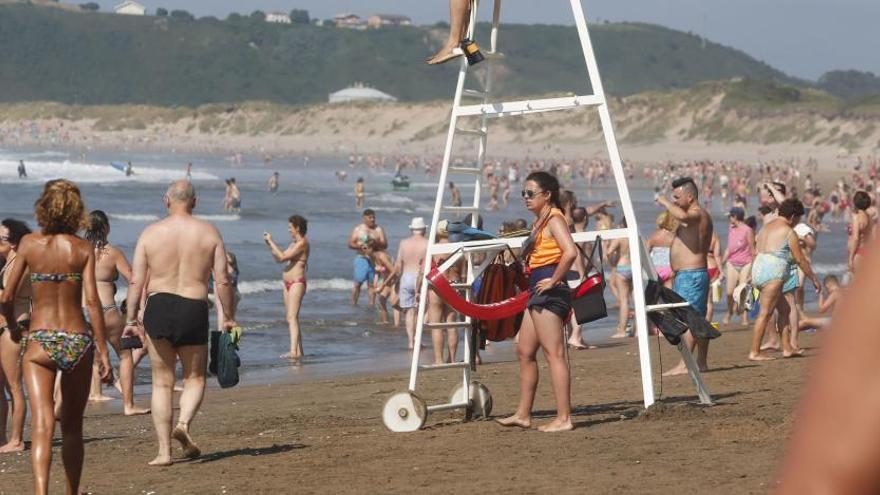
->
[673, 268, 710, 316]
[399, 272, 418, 309]
[353, 256, 375, 285]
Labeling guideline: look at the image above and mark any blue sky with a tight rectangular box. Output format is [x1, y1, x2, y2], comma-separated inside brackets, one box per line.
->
[98, 0, 879, 80]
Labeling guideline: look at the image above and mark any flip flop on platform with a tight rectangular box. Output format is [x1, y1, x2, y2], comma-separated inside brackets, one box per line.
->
[427, 47, 464, 65]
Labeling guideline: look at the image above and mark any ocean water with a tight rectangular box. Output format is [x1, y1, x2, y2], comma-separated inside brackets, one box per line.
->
[0, 149, 848, 385]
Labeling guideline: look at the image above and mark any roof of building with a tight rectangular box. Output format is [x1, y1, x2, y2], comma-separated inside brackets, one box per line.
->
[333, 13, 361, 20]
[329, 85, 397, 103]
[114, 0, 145, 10]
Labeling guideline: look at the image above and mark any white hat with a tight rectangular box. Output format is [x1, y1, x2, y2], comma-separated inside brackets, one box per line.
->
[732, 283, 749, 310]
[409, 217, 426, 231]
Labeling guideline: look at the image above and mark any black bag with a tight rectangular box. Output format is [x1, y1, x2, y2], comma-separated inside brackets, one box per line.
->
[570, 238, 608, 325]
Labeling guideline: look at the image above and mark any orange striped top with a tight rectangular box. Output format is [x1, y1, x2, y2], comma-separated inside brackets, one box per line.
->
[529, 208, 565, 269]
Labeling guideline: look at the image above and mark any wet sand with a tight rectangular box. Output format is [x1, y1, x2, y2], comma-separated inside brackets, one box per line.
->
[0, 325, 815, 494]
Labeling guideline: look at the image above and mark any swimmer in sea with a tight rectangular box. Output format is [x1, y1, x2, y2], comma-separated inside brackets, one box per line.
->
[267, 172, 279, 194]
[264, 215, 310, 360]
[355, 177, 365, 209]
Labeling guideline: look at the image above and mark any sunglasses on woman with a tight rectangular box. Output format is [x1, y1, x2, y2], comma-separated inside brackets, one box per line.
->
[521, 189, 545, 199]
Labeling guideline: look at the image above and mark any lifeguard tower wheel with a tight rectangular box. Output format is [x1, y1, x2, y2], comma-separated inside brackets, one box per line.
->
[382, 392, 428, 433]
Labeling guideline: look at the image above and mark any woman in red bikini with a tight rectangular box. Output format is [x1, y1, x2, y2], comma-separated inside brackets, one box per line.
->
[264, 215, 309, 361]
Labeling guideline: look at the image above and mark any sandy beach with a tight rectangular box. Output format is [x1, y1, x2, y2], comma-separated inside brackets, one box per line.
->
[0, 324, 813, 494]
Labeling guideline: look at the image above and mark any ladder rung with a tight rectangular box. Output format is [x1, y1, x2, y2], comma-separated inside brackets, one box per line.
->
[454, 128, 487, 137]
[647, 302, 692, 312]
[424, 321, 470, 329]
[449, 166, 482, 174]
[441, 206, 479, 214]
[427, 401, 470, 413]
[418, 362, 469, 371]
[456, 95, 604, 118]
[462, 89, 488, 99]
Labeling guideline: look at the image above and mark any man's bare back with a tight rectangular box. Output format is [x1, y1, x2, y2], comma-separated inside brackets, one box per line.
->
[398, 234, 428, 274]
[138, 215, 226, 301]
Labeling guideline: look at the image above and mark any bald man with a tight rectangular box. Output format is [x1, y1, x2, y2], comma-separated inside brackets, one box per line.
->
[123, 180, 237, 466]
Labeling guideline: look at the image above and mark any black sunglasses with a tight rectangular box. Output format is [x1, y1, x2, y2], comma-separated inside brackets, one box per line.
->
[521, 189, 545, 199]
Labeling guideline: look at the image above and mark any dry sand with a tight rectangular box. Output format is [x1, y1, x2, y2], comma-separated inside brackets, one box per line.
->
[0, 325, 815, 494]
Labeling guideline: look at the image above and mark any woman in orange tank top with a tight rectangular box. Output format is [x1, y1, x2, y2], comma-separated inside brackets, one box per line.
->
[497, 171, 578, 432]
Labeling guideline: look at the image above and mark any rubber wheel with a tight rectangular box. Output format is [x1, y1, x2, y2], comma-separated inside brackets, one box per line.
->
[449, 381, 493, 420]
[382, 391, 427, 432]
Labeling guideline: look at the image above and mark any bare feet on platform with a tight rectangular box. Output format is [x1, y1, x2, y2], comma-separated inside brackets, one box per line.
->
[0, 440, 25, 453]
[748, 352, 775, 362]
[124, 405, 151, 416]
[89, 394, 113, 402]
[172, 424, 201, 459]
[496, 415, 531, 429]
[760, 343, 780, 352]
[148, 455, 173, 467]
[662, 363, 689, 376]
[538, 418, 574, 433]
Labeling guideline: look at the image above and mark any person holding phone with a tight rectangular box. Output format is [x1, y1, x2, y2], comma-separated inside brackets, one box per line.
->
[264, 215, 310, 360]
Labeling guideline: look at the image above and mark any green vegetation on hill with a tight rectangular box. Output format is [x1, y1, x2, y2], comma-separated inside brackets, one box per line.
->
[0, 4, 800, 106]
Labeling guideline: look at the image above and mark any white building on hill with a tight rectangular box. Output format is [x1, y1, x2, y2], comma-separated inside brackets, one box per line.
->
[367, 14, 413, 28]
[266, 12, 292, 24]
[334, 13, 365, 29]
[113, 1, 145, 16]
[329, 83, 397, 104]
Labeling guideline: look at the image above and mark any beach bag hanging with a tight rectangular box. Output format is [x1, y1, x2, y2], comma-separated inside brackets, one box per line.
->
[473, 248, 527, 342]
[570, 238, 608, 325]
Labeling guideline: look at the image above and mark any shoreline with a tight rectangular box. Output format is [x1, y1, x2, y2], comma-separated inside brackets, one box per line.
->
[0, 324, 812, 493]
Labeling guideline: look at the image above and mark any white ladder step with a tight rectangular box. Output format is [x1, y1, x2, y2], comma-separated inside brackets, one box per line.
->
[646, 302, 692, 312]
[418, 362, 469, 371]
[440, 206, 479, 214]
[449, 166, 482, 174]
[456, 94, 604, 118]
[454, 128, 487, 137]
[462, 89, 488, 99]
[424, 321, 470, 329]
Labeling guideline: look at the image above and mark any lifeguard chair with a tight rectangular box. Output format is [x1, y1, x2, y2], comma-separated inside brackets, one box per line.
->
[381, 0, 712, 432]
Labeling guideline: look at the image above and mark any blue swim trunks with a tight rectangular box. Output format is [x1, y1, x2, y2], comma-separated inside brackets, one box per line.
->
[673, 268, 710, 316]
[353, 256, 375, 285]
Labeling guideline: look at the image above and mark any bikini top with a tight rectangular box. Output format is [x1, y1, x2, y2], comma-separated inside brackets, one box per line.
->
[30, 273, 83, 283]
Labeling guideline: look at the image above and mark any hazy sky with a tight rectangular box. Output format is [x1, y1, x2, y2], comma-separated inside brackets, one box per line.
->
[97, 0, 879, 80]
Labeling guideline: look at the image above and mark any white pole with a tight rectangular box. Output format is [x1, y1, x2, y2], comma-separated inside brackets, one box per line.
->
[568, 0, 655, 407]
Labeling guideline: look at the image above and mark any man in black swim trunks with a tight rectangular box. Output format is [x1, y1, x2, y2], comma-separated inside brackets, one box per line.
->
[123, 180, 237, 467]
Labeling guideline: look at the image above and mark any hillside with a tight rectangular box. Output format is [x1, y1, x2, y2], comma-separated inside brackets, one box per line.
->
[1, 80, 878, 160]
[0, 3, 798, 106]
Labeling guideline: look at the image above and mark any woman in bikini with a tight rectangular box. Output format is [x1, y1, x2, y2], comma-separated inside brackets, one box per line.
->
[646, 211, 678, 289]
[607, 220, 633, 339]
[0, 179, 113, 495]
[748, 199, 820, 361]
[498, 171, 578, 432]
[83, 210, 149, 415]
[264, 215, 309, 360]
[0, 218, 32, 453]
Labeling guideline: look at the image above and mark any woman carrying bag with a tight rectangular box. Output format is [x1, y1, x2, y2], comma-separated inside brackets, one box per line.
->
[497, 171, 578, 433]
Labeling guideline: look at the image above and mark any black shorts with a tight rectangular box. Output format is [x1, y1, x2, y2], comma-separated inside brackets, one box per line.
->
[143, 293, 209, 347]
[527, 264, 572, 321]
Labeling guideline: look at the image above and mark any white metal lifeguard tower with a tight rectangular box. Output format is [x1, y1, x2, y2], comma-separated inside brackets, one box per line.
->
[381, 0, 712, 432]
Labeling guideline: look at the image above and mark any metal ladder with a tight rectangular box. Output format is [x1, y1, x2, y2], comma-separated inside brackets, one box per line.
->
[381, 0, 711, 433]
